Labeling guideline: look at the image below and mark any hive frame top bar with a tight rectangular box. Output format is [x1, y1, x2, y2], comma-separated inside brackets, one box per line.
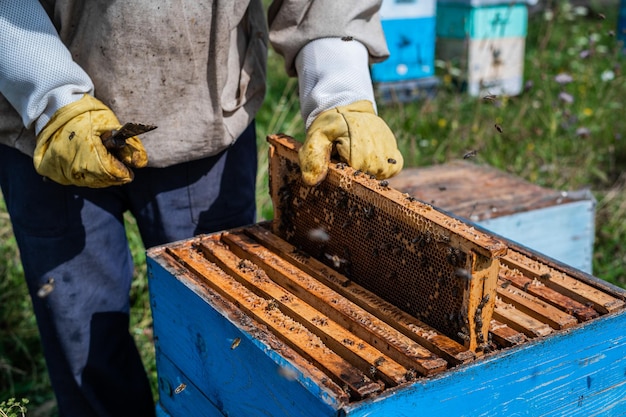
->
[267, 134, 507, 259]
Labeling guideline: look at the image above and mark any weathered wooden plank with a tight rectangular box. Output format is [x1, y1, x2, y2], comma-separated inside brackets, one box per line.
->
[343, 312, 626, 417]
[147, 251, 346, 417]
[493, 298, 553, 338]
[496, 279, 578, 330]
[488, 319, 528, 348]
[502, 251, 625, 314]
[244, 223, 475, 365]
[218, 231, 448, 377]
[165, 245, 383, 399]
[499, 265, 599, 322]
[199, 237, 410, 387]
[387, 162, 581, 220]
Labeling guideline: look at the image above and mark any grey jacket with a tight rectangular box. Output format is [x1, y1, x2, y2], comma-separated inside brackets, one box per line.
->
[0, 1, 389, 167]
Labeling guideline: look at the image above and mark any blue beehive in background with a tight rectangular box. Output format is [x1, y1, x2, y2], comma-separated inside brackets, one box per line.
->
[436, 0, 533, 96]
[617, 0, 626, 53]
[372, 0, 440, 102]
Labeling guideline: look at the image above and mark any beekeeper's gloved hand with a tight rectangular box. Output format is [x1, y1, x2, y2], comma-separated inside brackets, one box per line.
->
[34, 94, 148, 188]
[296, 38, 403, 186]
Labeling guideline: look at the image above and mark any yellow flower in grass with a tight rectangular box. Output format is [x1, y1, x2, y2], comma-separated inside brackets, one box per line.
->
[438, 118, 447, 128]
[582, 108, 593, 117]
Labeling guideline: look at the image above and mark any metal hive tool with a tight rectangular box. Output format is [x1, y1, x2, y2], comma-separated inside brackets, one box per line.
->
[267, 134, 508, 351]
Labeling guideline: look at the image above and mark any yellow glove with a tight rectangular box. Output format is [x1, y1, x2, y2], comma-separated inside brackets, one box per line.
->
[34, 94, 148, 188]
[299, 100, 403, 186]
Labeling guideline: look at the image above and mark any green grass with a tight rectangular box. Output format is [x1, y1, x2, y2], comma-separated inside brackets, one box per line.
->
[1, 1, 625, 414]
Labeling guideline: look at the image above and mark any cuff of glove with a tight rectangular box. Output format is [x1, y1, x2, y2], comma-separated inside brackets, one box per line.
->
[295, 37, 377, 129]
[37, 94, 113, 144]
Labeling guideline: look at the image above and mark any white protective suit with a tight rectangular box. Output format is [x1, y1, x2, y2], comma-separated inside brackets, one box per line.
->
[0, 0, 389, 167]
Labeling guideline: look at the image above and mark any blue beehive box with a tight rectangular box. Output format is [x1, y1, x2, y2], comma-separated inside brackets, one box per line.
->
[617, 0, 626, 53]
[436, 0, 530, 96]
[147, 135, 626, 417]
[372, 0, 439, 102]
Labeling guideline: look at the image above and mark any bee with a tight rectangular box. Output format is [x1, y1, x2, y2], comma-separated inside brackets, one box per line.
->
[379, 180, 389, 188]
[457, 331, 470, 342]
[365, 229, 374, 239]
[482, 94, 497, 102]
[494, 123, 503, 133]
[341, 36, 354, 41]
[37, 278, 55, 298]
[325, 253, 347, 268]
[539, 273, 551, 280]
[374, 357, 385, 367]
[266, 299, 279, 311]
[387, 158, 397, 164]
[277, 366, 298, 381]
[369, 365, 377, 378]
[478, 294, 490, 309]
[230, 337, 242, 350]
[364, 205, 375, 220]
[341, 279, 352, 288]
[455, 268, 472, 281]
[353, 169, 362, 177]
[463, 150, 478, 159]
[523, 282, 531, 292]
[307, 227, 329, 242]
[174, 383, 187, 394]
[500, 280, 511, 289]
[68, 131, 76, 140]
[405, 368, 417, 381]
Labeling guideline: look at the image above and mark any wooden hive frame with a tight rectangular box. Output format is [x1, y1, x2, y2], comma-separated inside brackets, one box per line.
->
[267, 134, 507, 351]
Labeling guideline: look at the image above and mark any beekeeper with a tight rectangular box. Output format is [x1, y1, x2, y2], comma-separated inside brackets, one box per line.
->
[0, 1, 403, 416]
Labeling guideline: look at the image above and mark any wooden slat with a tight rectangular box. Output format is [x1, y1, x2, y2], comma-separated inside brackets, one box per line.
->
[244, 223, 475, 365]
[502, 251, 625, 314]
[496, 279, 578, 330]
[499, 266, 599, 322]
[199, 237, 409, 387]
[493, 298, 553, 338]
[219, 231, 448, 377]
[165, 245, 383, 399]
[488, 320, 528, 348]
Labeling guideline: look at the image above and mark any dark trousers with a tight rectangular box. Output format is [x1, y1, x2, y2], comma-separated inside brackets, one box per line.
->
[0, 123, 257, 417]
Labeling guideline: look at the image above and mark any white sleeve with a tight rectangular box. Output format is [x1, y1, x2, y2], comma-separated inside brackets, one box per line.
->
[295, 37, 377, 129]
[0, 0, 94, 134]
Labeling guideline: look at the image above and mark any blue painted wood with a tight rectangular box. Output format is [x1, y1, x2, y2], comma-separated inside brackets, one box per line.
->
[343, 311, 626, 416]
[156, 403, 171, 417]
[478, 200, 595, 274]
[371, 17, 437, 82]
[147, 257, 341, 417]
[156, 351, 225, 417]
[148, 244, 625, 417]
[619, 0, 626, 53]
[436, 3, 528, 39]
